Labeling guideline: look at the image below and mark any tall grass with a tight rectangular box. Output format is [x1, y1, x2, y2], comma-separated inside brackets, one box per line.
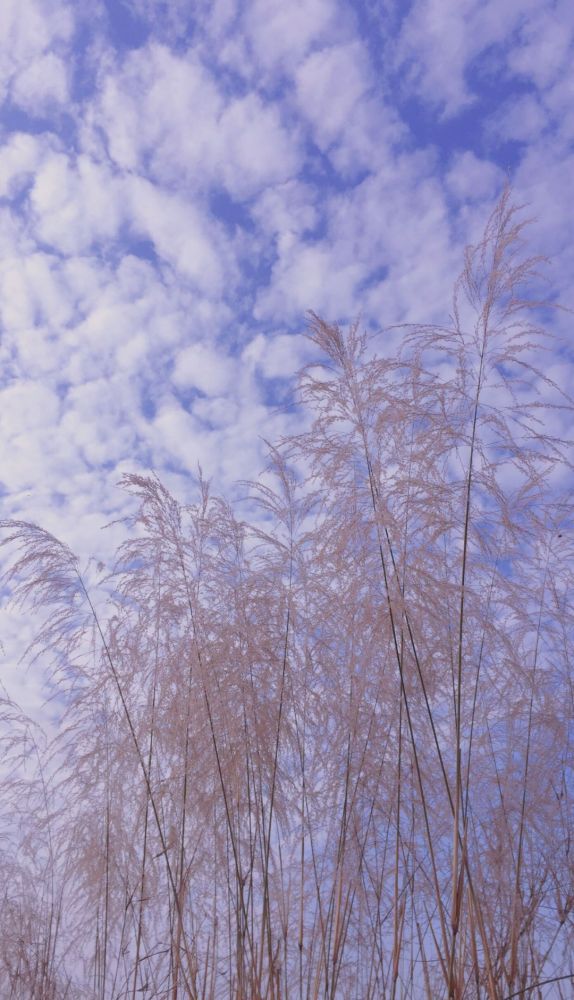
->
[1, 190, 573, 998]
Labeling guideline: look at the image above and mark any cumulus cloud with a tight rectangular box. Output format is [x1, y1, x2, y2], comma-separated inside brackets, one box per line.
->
[29, 152, 126, 254]
[256, 239, 366, 322]
[0, 0, 572, 728]
[489, 93, 548, 145]
[446, 151, 504, 203]
[172, 342, 235, 396]
[507, 2, 574, 90]
[0, 0, 73, 107]
[293, 37, 404, 178]
[242, 0, 339, 75]
[89, 44, 301, 198]
[251, 180, 319, 240]
[295, 42, 371, 150]
[244, 331, 312, 379]
[0, 133, 44, 197]
[125, 175, 230, 292]
[0, 382, 60, 438]
[394, 0, 540, 116]
[11, 52, 69, 112]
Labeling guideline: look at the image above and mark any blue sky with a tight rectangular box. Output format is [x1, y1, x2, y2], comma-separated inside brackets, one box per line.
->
[0, 0, 573, 712]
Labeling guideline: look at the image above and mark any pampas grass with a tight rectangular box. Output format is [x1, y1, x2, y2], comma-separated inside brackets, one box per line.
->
[1, 190, 573, 998]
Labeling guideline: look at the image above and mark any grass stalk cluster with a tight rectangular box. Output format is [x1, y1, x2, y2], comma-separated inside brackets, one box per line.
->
[1, 190, 573, 998]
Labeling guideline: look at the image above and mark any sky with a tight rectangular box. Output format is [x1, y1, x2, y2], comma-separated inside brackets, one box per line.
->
[0, 0, 573, 717]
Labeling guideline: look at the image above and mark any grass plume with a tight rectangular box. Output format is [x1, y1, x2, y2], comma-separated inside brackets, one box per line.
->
[1, 189, 573, 998]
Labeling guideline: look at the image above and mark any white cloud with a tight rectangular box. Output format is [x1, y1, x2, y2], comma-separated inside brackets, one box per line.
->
[0, 251, 130, 380]
[0, 0, 571, 739]
[507, 3, 574, 90]
[89, 43, 301, 199]
[121, 0, 198, 40]
[295, 42, 370, 150]
[172, 342, 235, 396]
[0, 264, 36, 332]
[0, 205, 30, 259]
[513, 146, 574, 269]
[0, 382, 60, 438]
[30, 152, 126, 254]
[488, 94, 547, 145]
[251, 180, 318, 240]
[11, 52, 69, 112]
[125, 175, 229, 292]
[18, 253, 76, 326]
[202, 0, 240, 42]
[193, 394, 239, 428]
[93, 45, 222, 175]
[446, 151, 504, 203]
[256, 159, 457, 326]
[60, 378, 141, 467]
[216, 94, 301, 198]
[150, 401, 211, 474]
[0, 133, 43, 198]
[394, 0, 539, 116]
[0, 229, 242, 547]
[294, 40, 402, 177]
[24, 141, 237, 294]
[243, 0, 338, 75]
[0, 0, 73, 106]
[244, 331, 311, 379]
[256, 239, 366, 321]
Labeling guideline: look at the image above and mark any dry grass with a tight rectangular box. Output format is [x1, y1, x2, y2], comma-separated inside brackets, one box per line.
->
[1, 190, 573, 998]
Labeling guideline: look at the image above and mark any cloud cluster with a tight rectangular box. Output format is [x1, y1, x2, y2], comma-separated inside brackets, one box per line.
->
[0, 0, 572, 719]
[0, 0, 72, 111]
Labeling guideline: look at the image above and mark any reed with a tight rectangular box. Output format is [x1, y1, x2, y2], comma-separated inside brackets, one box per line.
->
[1, 190, 572, 998]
